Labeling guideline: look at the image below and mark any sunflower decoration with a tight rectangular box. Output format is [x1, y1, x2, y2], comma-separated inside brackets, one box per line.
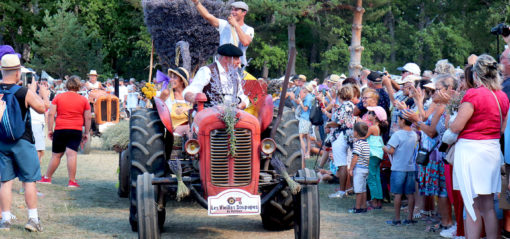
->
[142, 82, 157, 99]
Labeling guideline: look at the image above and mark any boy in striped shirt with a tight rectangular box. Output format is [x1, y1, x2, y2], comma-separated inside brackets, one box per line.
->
[348, 122, 370, 213]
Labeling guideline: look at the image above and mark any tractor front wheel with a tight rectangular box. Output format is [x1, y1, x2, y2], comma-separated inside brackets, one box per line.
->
[294, 168, 320, 239]
[136, 173, 161, 239]
[118, 149, 130, 198]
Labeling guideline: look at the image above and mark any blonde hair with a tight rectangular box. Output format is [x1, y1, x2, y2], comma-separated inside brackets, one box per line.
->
[473, 54, 501, 91]
[338, 85, 353, 101]
[362, 88, 379, 102]
[434, 74, 457, 90]
[435, 59, 455, 75]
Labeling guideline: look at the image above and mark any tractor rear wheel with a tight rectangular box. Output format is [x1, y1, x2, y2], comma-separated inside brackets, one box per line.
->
[136, 173, 161, 239]
[294, 168, 320, 239]
[260, 186, 295, 230]
[129, 108, 168, 232]
[118, 149, 130, 198]
[271, 108, 302, 175]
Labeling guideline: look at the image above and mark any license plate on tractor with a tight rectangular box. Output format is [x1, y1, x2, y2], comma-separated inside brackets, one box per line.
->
[208, 189, 261, 216]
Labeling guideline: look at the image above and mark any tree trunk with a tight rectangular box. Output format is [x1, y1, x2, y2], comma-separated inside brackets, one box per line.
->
[348, 0, 365, 78]
[288, 24, 297, 76]
[385, 9, 396, 63]
[262, 61, 269, 79]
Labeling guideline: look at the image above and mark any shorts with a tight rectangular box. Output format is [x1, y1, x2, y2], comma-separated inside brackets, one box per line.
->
[0, 139, 41, 182]
[298, 119, 311, 134]
[390, 171, 416, 195]
[353, 168, 369, 193]
[31, 123, 45, 151]
[52, 129, 82, 153]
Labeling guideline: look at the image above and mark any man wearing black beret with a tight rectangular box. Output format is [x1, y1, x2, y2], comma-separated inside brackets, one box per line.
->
[183, 44, 249, 109]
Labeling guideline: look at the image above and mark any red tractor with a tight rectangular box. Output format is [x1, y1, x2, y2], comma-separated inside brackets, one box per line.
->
[121, 79, 320, 238]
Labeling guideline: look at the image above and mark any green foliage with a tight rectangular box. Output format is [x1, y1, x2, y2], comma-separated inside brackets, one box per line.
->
[101, 120, 130, 151]
[251, 42, 287, 77]
[30, 0, 104, 78]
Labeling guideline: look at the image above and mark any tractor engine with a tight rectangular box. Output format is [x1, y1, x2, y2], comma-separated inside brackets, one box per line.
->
[191, 107, 261, 198]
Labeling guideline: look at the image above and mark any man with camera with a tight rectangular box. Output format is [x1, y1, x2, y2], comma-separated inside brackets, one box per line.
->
[0, 53, 50, 232]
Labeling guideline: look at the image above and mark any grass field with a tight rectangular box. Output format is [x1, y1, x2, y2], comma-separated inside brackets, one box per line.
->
[0, 137, 443, 238]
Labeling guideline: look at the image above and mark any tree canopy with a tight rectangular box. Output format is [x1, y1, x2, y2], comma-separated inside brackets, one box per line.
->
[1, 0, 509, 81]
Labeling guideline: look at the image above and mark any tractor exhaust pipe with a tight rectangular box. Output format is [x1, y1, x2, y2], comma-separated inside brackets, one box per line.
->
[270, 47, 296, 139]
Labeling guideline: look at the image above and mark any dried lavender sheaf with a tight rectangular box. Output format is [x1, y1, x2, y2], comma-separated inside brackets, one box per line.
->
[142, 0, 233, 71]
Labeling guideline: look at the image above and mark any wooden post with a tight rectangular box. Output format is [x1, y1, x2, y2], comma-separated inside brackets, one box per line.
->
[148, 41, 154, 83]
[348, 0, 365, 78]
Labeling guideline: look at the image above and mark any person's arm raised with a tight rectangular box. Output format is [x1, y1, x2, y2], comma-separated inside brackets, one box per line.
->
[26, 83, 49, 114]
[191, 0, 219, 28]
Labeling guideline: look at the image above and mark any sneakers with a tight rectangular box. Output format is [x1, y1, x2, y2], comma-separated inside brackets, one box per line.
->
[38, 176, 52, 184]
[67, 180, 80, 188]
[348, 208, 367, 213]
[402, 219, 418, 225]
[440, 224, 457, 238]
[0, 220, 11, 231]
[328, 191, 345, 198]
[24, 218, 43, 232]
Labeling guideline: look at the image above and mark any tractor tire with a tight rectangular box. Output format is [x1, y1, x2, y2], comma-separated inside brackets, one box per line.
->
[136, 173, 161, 239]
[271, 108, 302, 175]
[260, 186, 295, 231]
[294, 168, 320, 239]
[129, 108, 167, 232]
[118, 149, 130, 198]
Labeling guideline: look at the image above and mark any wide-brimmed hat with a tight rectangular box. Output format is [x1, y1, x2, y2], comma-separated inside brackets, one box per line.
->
[88, 70, 98, 76]
[339, 74, 347, 80]
[397, 74, 421, 85]
[367, 106, 387, 121]
[298, 74, 307, 82]
[168, 67, 189, 87]
[304, 83, 314, 92]
[0, 54, 21, 70]
[231, 1, 249, 11]
[328, 74, 340, 83]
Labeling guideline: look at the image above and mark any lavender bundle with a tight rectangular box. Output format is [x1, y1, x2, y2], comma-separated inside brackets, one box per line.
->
[169, 160, 189, 201]
[271, 156, 301, 195]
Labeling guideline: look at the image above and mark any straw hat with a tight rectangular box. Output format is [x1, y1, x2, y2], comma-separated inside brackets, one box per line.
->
[88, 70, 98, 76]
[168, 67, 189, 87]
[0, 54, 21, 70]
[328, 74, 340, 83]
[304, 83, 314, 93]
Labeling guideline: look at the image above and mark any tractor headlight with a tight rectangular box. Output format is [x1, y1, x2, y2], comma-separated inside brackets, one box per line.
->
[185, 139, 200, 156]
[261, 138, 276, 155]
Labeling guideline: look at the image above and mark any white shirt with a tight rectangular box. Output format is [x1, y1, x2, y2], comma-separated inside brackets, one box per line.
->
[119, 85, 129, 103]
[30, 108, 45, 125]
[217, 19, 254, 66]
[126, 92, 139, 109]
[183, 61, 249, 107]
[87, 81, 101, 90]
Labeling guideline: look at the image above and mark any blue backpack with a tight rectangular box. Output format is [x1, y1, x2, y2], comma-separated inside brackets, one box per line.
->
[0, 85, 27, 143]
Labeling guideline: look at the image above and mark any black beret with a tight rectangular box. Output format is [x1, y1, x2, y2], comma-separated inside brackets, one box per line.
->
[217, 44, 243, 57]
[367, 71, 384, 82]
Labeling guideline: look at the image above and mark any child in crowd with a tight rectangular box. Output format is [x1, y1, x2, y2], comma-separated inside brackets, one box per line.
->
[348, 122, 370, 213]
[365, 106, 387, 210]
[383, 112, 418, 225]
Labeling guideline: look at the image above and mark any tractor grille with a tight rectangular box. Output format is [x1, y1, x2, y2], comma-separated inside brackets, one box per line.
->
[100, 100, 108, 122]
[210, 128, 252, 187]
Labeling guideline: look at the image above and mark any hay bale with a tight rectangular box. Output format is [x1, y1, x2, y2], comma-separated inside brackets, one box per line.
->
[101, 120, 130, 152]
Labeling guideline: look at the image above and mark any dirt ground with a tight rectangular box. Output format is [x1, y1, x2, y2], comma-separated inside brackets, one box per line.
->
[0, 138, 442, 239]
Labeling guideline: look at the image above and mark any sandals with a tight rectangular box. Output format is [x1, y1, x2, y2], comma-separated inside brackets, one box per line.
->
[425, 223, 452, 232]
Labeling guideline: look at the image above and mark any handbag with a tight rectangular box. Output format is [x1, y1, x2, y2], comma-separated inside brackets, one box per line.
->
[309, 100, 324, 126]
[416, 140, 439, 166]
[445, 143, 456, 165]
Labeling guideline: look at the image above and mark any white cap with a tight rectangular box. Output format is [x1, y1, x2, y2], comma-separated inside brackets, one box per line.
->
[397, 63, 421, 76]
[231, 1, 249, 11]
[399, 75, 421, 84]
[423, 82, 435, 90]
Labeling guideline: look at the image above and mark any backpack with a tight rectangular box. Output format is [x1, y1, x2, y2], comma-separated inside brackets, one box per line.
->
[309, 99, 324, 126]
[0, 85, 27, 143]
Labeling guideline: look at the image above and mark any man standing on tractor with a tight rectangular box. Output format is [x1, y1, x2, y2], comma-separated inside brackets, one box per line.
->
[190, 0, 254, 66]
[183, 44, 249, 110]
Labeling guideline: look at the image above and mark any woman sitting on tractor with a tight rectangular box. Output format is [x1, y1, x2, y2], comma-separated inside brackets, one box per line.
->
[160, 67, 192, 136]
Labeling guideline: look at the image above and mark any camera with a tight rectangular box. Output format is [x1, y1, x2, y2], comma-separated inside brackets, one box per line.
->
[491, 23, 510, 37]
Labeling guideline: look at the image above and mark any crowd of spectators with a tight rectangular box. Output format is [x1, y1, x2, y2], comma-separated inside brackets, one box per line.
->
[273, 45, 510, 238]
